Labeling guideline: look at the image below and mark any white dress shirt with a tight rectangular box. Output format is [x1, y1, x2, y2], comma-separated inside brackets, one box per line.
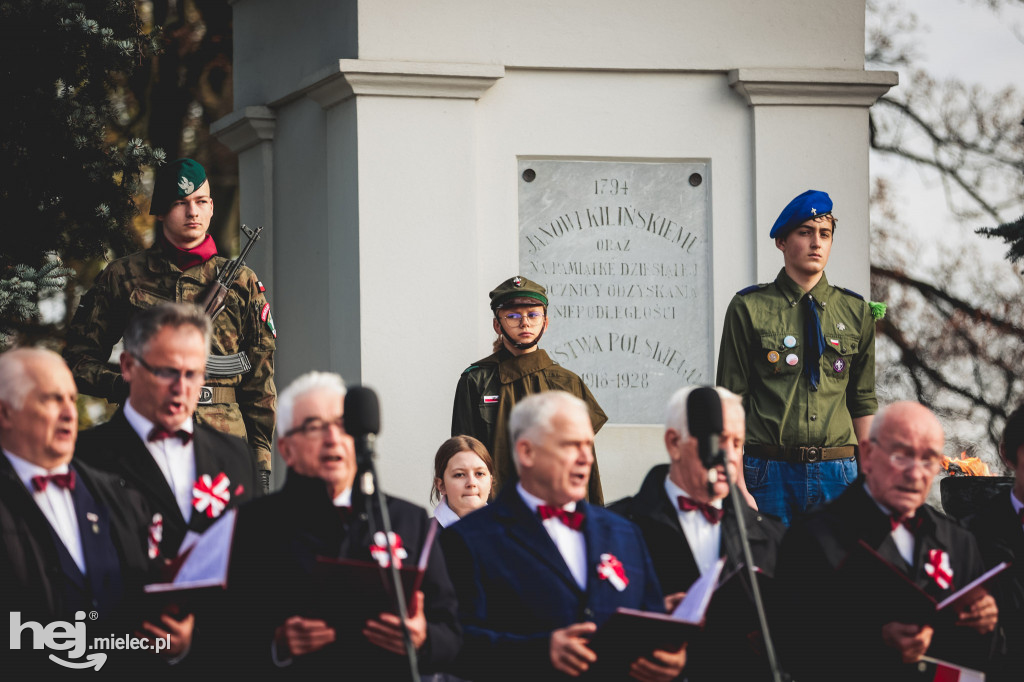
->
[333, 487, 353, 508]
[125, 399, 196, 521]
[864, 482, 915, 566]
[4, 449, 86, 574]
[517, 483, 587, 589]
[665, 476, 722, 577]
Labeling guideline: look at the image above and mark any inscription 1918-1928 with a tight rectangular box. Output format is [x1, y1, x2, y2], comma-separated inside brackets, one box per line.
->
[518, 159, 712, 424]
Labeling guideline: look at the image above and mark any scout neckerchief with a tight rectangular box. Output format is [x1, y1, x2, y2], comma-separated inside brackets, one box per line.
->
[803, 294, 827, 389]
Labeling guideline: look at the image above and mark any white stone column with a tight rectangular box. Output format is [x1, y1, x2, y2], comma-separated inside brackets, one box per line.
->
[729, 68, 897, 293]
[210, 106, 277, 301]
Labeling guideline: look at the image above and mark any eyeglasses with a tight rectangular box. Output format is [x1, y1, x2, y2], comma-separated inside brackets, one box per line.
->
[132, 354, 206, 384]
[499, 311, 545, 326]
[285, 416, 346, 439]
[870, 439, 943, 474]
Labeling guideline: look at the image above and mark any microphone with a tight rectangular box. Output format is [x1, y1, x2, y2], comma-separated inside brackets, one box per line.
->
[343, 386, 381, 493]
[686, 387, 724, 486]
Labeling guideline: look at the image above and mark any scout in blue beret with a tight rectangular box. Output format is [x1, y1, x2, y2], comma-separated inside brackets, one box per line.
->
[716, 189, 878, 526]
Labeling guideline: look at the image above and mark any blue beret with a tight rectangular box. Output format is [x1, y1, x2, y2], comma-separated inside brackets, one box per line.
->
[149, 158, 208, 215]
[769, 190, 833, 239]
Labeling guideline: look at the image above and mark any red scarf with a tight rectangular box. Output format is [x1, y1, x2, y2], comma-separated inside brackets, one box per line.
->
[158, 231, 218, 271]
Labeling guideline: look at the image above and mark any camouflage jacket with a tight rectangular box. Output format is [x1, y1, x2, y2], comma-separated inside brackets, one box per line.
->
[64, 245, 277, 473]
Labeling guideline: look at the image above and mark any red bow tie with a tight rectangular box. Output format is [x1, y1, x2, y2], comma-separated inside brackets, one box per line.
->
[890, 514, 923, 534]
[537, 505, 584, 530]
[677, 496, 724, 524]
[32, 470, 76, 492]
[148, 427, 193, 444]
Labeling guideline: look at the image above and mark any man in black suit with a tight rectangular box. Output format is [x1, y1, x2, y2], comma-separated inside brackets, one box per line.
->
[0, 348, 190, 672]
[966, 403, 1024, 682]
[215, 370, 460, 677]
[442, 391, 686, 681]
[76, 302, 258, 557]
[609, 386, 785, 680]
[775, 402, 998, 680]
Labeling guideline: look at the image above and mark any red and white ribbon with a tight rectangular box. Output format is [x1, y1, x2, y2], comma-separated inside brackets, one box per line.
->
[370, 531, 408, 569]
[597, 553, 629, 592]
[147, 513, 163, 560]
[925, 549, 954, 590]
[192, 472, 231, 519]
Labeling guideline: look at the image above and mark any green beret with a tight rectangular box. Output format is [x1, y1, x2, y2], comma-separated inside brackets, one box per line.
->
[489, 276, 548, 310]
[149, 158, 208, 215]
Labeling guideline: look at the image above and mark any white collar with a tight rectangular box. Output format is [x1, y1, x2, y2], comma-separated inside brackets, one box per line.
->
[332, 487, 353, 508]
[3, 449, 70, 492]
[517, 482, 578, 514]
[124, 399, 194, 441]
[664, 474, 723, 510]
[433, 496, 462, 528]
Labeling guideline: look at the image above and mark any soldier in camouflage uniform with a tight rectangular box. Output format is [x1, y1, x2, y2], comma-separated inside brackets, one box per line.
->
[64, 158, 276, 492]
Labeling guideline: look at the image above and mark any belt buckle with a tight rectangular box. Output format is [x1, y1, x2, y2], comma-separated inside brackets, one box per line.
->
[804, 446, 822, 463]
[198, 386, 214, 405]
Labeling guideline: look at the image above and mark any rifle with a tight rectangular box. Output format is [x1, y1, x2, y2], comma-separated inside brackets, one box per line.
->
[201, 224, 263, 321]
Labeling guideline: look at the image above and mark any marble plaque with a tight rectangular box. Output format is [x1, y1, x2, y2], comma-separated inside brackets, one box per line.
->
[518, 159, 712, 424]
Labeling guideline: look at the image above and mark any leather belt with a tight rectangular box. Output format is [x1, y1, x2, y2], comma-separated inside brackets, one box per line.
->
[745, 444, 857, 463]
[197, 386, 236, 405]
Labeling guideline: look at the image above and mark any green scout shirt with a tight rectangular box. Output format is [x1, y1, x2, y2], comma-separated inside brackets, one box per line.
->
[716, 268, 877, 449]
[64, 245, 277, 473]
[452, 348, 608, 504]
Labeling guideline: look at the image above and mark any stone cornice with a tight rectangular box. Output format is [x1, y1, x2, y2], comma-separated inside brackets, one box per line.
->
[281, 59, 504, 110]
[210, 106, 276, 153]
[729, 68, 898, 107]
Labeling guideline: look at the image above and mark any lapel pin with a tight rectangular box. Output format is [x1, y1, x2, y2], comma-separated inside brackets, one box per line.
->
[86, 512, 98, 522]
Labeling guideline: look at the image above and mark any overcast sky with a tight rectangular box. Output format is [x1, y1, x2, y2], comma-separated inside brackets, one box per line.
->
[870, 0, 1024, 266]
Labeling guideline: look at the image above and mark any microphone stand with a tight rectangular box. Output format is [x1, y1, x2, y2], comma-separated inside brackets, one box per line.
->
[358, 434, 421, 682]
[705, 445, 786, 682]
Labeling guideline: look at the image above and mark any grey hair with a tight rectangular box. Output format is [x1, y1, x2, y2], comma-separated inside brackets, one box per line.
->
[664, 385, 743, 438]
[277, 371, 347, 433]
[0, 347, 64, 410]
[123, 302, 212, 357]
[508, 391, 589, 470]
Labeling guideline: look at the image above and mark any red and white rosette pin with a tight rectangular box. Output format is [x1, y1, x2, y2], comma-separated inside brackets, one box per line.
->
[597, 553, 629, 592]
[192, 472, 231, 519]
[370, 531, 408, 569]
[147, 512, 163, 560]
[925, 549, 954, 590]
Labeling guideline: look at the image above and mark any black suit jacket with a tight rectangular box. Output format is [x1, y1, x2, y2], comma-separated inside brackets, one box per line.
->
[212, 470, 461, 678]
[775, 479, 992, 681]
[608, 463, 785, 681]
[0, 448, 152, 673]
[966, 489, 1024, 682]
[75, 408, 258, 556]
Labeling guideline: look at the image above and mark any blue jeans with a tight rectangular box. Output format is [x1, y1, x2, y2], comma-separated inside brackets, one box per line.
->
[743, 456, 858, 526]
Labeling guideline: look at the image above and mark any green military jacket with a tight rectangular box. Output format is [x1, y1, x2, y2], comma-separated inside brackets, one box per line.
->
[452, 348, 608, 504]
[716, 268, 876, 449]
[64, 245, 277, 473]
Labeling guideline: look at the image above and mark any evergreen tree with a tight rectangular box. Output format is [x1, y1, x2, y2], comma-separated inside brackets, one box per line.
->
[0, 0, 163, 335]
